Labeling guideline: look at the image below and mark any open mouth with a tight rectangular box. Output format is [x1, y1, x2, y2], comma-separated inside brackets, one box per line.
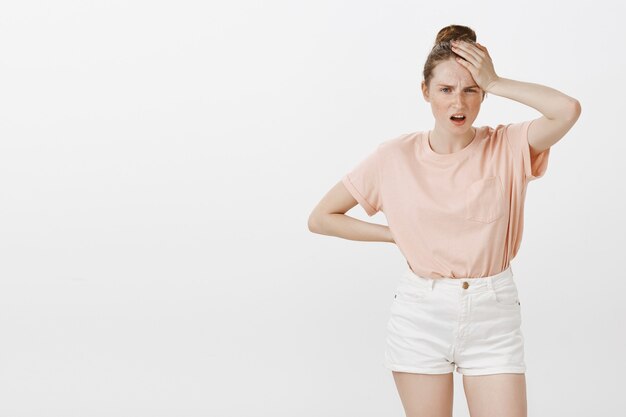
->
[450, 114, 466, 125]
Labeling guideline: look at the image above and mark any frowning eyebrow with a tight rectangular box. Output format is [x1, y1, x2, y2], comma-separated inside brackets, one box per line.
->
[437, 84, 479, 88]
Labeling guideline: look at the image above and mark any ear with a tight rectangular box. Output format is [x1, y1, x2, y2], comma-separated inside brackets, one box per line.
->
[421, 81, 430, 102]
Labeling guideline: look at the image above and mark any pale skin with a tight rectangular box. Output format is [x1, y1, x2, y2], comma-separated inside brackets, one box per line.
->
[308, 39, 581, 417]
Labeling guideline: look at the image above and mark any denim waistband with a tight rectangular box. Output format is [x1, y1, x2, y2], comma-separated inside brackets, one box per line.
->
[402, 265, 514, 293]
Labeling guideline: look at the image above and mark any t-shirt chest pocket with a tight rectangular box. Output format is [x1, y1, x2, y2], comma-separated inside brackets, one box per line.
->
[464, 176, 506, 223]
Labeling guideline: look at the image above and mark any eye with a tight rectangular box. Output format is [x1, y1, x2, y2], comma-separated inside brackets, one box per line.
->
[440, 88, 477, 93]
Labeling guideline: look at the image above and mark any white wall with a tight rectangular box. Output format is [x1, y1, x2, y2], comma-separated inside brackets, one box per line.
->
[0, 0, 621, 415]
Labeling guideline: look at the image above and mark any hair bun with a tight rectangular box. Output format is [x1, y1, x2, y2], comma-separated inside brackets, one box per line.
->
[434, 24, 477, 47]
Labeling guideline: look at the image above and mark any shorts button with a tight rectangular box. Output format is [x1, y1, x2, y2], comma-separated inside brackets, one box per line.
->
[462, 281, 469, 289]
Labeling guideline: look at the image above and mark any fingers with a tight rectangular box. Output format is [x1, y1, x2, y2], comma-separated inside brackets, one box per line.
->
[452, 41, 492, 70]
[475, 42, 490, 55]
[451, 41, 480, 66]
[452, 40, 482, 53]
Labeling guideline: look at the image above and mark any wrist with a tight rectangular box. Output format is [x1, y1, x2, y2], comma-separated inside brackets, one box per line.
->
[485, 76, 502, 93]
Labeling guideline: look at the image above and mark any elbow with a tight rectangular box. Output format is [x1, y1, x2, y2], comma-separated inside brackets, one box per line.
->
[568, 99, 582, 121]
[308, 213, 323, 234]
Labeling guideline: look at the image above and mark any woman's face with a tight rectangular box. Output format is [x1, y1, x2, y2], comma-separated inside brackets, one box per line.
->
[422, 58, 484, 137]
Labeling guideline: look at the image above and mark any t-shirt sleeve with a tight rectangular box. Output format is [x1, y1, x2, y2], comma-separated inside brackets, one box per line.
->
[341, 145, 382, 216]
[503, 119, 550, 183]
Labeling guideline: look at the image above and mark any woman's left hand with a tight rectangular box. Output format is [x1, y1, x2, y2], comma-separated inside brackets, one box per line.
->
[451, 40, 500, 92]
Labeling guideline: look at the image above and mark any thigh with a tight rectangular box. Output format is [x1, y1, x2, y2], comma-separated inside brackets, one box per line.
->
[462, 373, 527, 417]
[392, 371, 453, 417]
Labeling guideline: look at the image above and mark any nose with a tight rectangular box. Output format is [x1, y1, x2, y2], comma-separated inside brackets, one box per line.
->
[453, 92, 465, 105]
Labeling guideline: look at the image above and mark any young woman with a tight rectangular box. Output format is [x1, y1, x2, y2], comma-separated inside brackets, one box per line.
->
[308, 25, 580, 417]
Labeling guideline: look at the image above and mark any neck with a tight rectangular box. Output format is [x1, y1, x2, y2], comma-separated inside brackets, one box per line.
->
[428, 127, 476, 154]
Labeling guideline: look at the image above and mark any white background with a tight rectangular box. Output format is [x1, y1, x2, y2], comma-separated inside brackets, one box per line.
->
[0, 1, 623, 416]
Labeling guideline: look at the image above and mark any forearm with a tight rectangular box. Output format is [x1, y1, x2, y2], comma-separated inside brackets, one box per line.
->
[311, 213, 395, 243]
[487, 77, 580, 120]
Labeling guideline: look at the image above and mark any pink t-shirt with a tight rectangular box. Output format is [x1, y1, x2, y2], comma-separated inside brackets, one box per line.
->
[342, 120, 550, 278]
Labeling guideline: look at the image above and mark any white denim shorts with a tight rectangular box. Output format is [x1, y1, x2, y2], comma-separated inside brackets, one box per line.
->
[384, 265, 526, 376]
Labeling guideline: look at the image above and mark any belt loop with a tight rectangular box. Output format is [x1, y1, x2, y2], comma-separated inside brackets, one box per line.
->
[486, 276, 495, 291]
[428, 277, 435, 291]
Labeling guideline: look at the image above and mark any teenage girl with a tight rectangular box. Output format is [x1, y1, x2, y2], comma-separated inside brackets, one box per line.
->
[308, 24, 580, 417]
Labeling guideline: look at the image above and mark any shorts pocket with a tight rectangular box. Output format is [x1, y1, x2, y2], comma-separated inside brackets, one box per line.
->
[490, 280, 521, 309]
[393, 279, 431, 304]
[465, 176, 506, 223]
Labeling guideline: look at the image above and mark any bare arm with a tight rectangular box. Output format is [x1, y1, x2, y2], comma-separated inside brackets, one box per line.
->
[307, 180, 394, 243]
[487, 77, 581, 153]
